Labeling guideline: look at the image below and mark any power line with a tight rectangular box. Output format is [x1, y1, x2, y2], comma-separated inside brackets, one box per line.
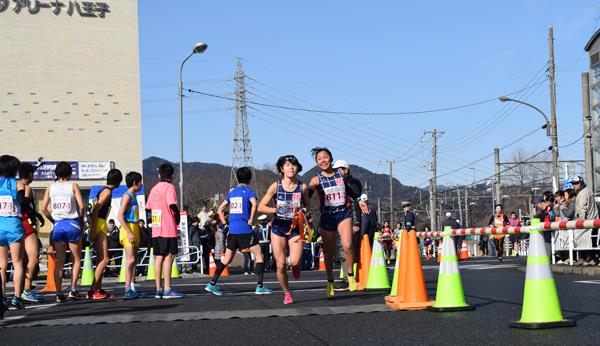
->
[187, 81, 548, 116]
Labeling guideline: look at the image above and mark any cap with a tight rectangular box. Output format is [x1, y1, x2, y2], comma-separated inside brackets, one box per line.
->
[401, 201, 411, 207]
[359, 193, 368, 201]
[332, 160, 349, 169]
[257, 215, 267, 221]
[571, 175, 584, 184]
[563, 182, 573, 190]
[445, 212, 452, 217]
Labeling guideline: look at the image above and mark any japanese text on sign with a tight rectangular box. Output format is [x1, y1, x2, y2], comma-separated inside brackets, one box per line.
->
[0, 0, 110, 18]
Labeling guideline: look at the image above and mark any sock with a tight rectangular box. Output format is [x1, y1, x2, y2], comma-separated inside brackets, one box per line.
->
[210, 262, 226, 285]
[255, 262, 265, 287]
[131, 282, 136, 291]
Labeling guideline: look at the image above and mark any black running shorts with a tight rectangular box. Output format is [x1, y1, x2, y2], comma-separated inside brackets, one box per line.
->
[226, 233, 258, 252]
[152, 237, 178, 256]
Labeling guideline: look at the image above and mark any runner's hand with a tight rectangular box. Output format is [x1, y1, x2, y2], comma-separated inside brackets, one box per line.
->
[127, 231, 136, 243]
[359, 200, 369, 214]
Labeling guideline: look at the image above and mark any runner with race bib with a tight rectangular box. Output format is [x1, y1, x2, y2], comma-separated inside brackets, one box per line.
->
[258, 155, 310, 304]
[308, 147, 357, 298]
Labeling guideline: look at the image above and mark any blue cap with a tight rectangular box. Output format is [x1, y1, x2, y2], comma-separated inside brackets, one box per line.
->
[564, 182, 573, 190]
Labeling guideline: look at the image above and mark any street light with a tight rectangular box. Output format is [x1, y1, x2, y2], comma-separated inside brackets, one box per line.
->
[179, 42, 208, 209]
[499, 96, 558, 192]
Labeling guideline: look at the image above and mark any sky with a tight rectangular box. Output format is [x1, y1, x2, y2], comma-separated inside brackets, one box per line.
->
[138, 1, 600, 189]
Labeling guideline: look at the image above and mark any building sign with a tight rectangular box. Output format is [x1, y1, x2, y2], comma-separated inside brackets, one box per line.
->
[0, 0, 110, 18]
[28, 161, 113, 180]
[178, 211, 191, 262]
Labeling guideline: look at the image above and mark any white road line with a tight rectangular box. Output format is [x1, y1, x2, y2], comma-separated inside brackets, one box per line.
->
[574, 280, 600, 284]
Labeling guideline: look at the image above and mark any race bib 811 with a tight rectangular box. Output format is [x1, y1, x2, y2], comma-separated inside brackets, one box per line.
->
[324, 185, 345, 207]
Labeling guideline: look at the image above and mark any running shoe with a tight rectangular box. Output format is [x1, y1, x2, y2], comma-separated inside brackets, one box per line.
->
[55, 293, 67, 303]
[163, 289, 185, 299]
[124, 289, 138, 300]
[347, 276, 358, 292]
[21, 289, 43, 302]
[154, 290, 163, 299]
[283, 292, 294, 305]
[255, 285, 273, 295]
[205, 283, 223, 296]
[67, 289, 82, 301]
[98, 289, 114, 299]
[292, 265, 301, 280]
[133, 290, 145, 298]
[333, 280, 349, 292]
[326, 282, 335, 298]
[89, 289, 110, 300]
[11, 297, 25, 310]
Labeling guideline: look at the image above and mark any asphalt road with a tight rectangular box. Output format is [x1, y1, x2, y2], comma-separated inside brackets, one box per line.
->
[1, 257, 599, 345]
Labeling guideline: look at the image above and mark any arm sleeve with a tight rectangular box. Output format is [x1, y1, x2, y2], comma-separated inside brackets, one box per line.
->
[17, 190, 35, 214]
[345, 177, 362, 200]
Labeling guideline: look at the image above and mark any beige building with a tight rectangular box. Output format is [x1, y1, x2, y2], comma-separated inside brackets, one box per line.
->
[0, 0, 142, 233]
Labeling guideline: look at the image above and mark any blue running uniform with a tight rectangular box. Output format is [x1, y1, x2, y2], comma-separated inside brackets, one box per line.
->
[271, 180, 303, 238]
[315, 171, 351, 231]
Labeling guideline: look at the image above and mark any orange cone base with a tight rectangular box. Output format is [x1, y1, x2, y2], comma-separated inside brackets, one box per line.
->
[509, 319, 575, 330]
[40, 286, 64, 293]
[428, 305, 475, 312]
[385, 296, 434, 310]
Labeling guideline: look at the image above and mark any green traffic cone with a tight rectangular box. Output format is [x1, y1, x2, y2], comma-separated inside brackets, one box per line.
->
[366, 232, 390, 290]
[389, 230, 404, 296]
[171, 258, 180, 279]
[118, 248, 126, 283]
[339, 263, 345, 279]
[81, 246, 94, 286]
[146, 248, 155, 281]
[428, 226, 474, 312]
[510, 218, 575, 329]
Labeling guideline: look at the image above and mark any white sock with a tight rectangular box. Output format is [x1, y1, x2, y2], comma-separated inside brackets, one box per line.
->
[131, 282, 136, 291]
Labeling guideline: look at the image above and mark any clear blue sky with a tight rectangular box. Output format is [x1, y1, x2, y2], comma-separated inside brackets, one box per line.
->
[139, 1, 599, 188]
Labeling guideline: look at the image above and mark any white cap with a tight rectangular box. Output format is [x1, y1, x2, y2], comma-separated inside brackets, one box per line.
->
[257, 215, 267, 221]
[359, 193, 368, 201]
[332, 160, 349, 169]
[445, 212, 452, 217]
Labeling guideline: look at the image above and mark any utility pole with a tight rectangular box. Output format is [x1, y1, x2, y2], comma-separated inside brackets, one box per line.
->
[494, 148, 501, 205]
[386, 160, 395, 225]
[425, 129, 444, 231]
[548, 26, 559, 192]
[464, 189, 469, 227]
[582, 72, 595, 192]
[377, 198, 381, 220]
[456, 186, 463, 224]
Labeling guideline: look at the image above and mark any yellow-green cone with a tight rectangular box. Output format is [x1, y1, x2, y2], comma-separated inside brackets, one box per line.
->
[81, 246, 94, 286]
[146, 248, 155, 281]
[366, 232, 390, 290]
[389, 230, 404, 296]
[428, 227, 473, 312]
[510, 218, 575, 329]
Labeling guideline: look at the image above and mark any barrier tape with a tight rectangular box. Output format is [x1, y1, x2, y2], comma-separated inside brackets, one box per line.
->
[416, 218, 600, 238]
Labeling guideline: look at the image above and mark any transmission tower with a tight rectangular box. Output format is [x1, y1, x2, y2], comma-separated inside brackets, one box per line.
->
[230, 58, 257, 189]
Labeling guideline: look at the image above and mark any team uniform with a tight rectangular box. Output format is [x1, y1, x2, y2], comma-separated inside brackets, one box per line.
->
[146, 181, 178, 256]
[315, 171, 351, 230]
[271, 180, 304, 238]
[119, 192, 140, 248]
[93, 187, 113, 237]
[0, 177, 24, 246]
[226, 185, 258, 250]
[49, 182, 81, 244]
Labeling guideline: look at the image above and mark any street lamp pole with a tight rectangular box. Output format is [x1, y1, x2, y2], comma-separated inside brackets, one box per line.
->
[179, 42, 208, 210]
[499, 96, 558, 192]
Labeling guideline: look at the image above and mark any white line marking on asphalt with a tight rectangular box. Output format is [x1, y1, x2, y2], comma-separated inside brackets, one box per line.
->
[574, 280, 600, 284]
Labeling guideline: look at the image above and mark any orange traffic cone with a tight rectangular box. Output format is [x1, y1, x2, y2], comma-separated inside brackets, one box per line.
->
[437, 240, 443, 263]
[386, 229, 409, 300]
[356, 234, 372, 291]
[318, 248, 326, 271]
[40, 247, 62, 292]
[222, 261, 230, 277]
[208, 251, 217, 276]
[458, 240, 470, 260]
[385, 230, 434, 310]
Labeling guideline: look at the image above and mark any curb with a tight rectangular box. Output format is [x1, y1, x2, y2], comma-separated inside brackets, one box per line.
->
[550, 264, 600, 277]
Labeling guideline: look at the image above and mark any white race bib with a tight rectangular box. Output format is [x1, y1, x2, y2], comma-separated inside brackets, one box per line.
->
[52, 196, 72, 216]
[151, 209, 162, 227]
[276, 200, 300, 219]
[0, 195, 15, 215]
[230, 197, 243, 214]
[323, 185, 345, 207]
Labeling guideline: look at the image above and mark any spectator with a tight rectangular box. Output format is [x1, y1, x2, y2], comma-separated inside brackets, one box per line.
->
[137, 219, 151, 275]
[106, 219, 121, 277]
[188, 217, 202, 272]
[442, 212, 462, 253]
[399, 201, 416, 231]
[255, 215, 271, 272]
[572, 176, 599, 265]
[197, 206, 210, 228]
[199, 218, 212, 274]
[214, 214, 227, 264]
[360, 195, 378, 248]
[488, 204, 509, 262]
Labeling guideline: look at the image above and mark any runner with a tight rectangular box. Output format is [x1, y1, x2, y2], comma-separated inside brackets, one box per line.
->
[145, 163, 184, 299]
[307, 147, 368, 298]
[116, 171, 143, 299]
[258, 155, 310, 304]
[380, 220, 393, 264]
[40, 161, 85, 302]
[18, 162, 46, 302]
[205, 167, 272, 296]
[89, 168, 123, 299]
[0, 155, 26, 309]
